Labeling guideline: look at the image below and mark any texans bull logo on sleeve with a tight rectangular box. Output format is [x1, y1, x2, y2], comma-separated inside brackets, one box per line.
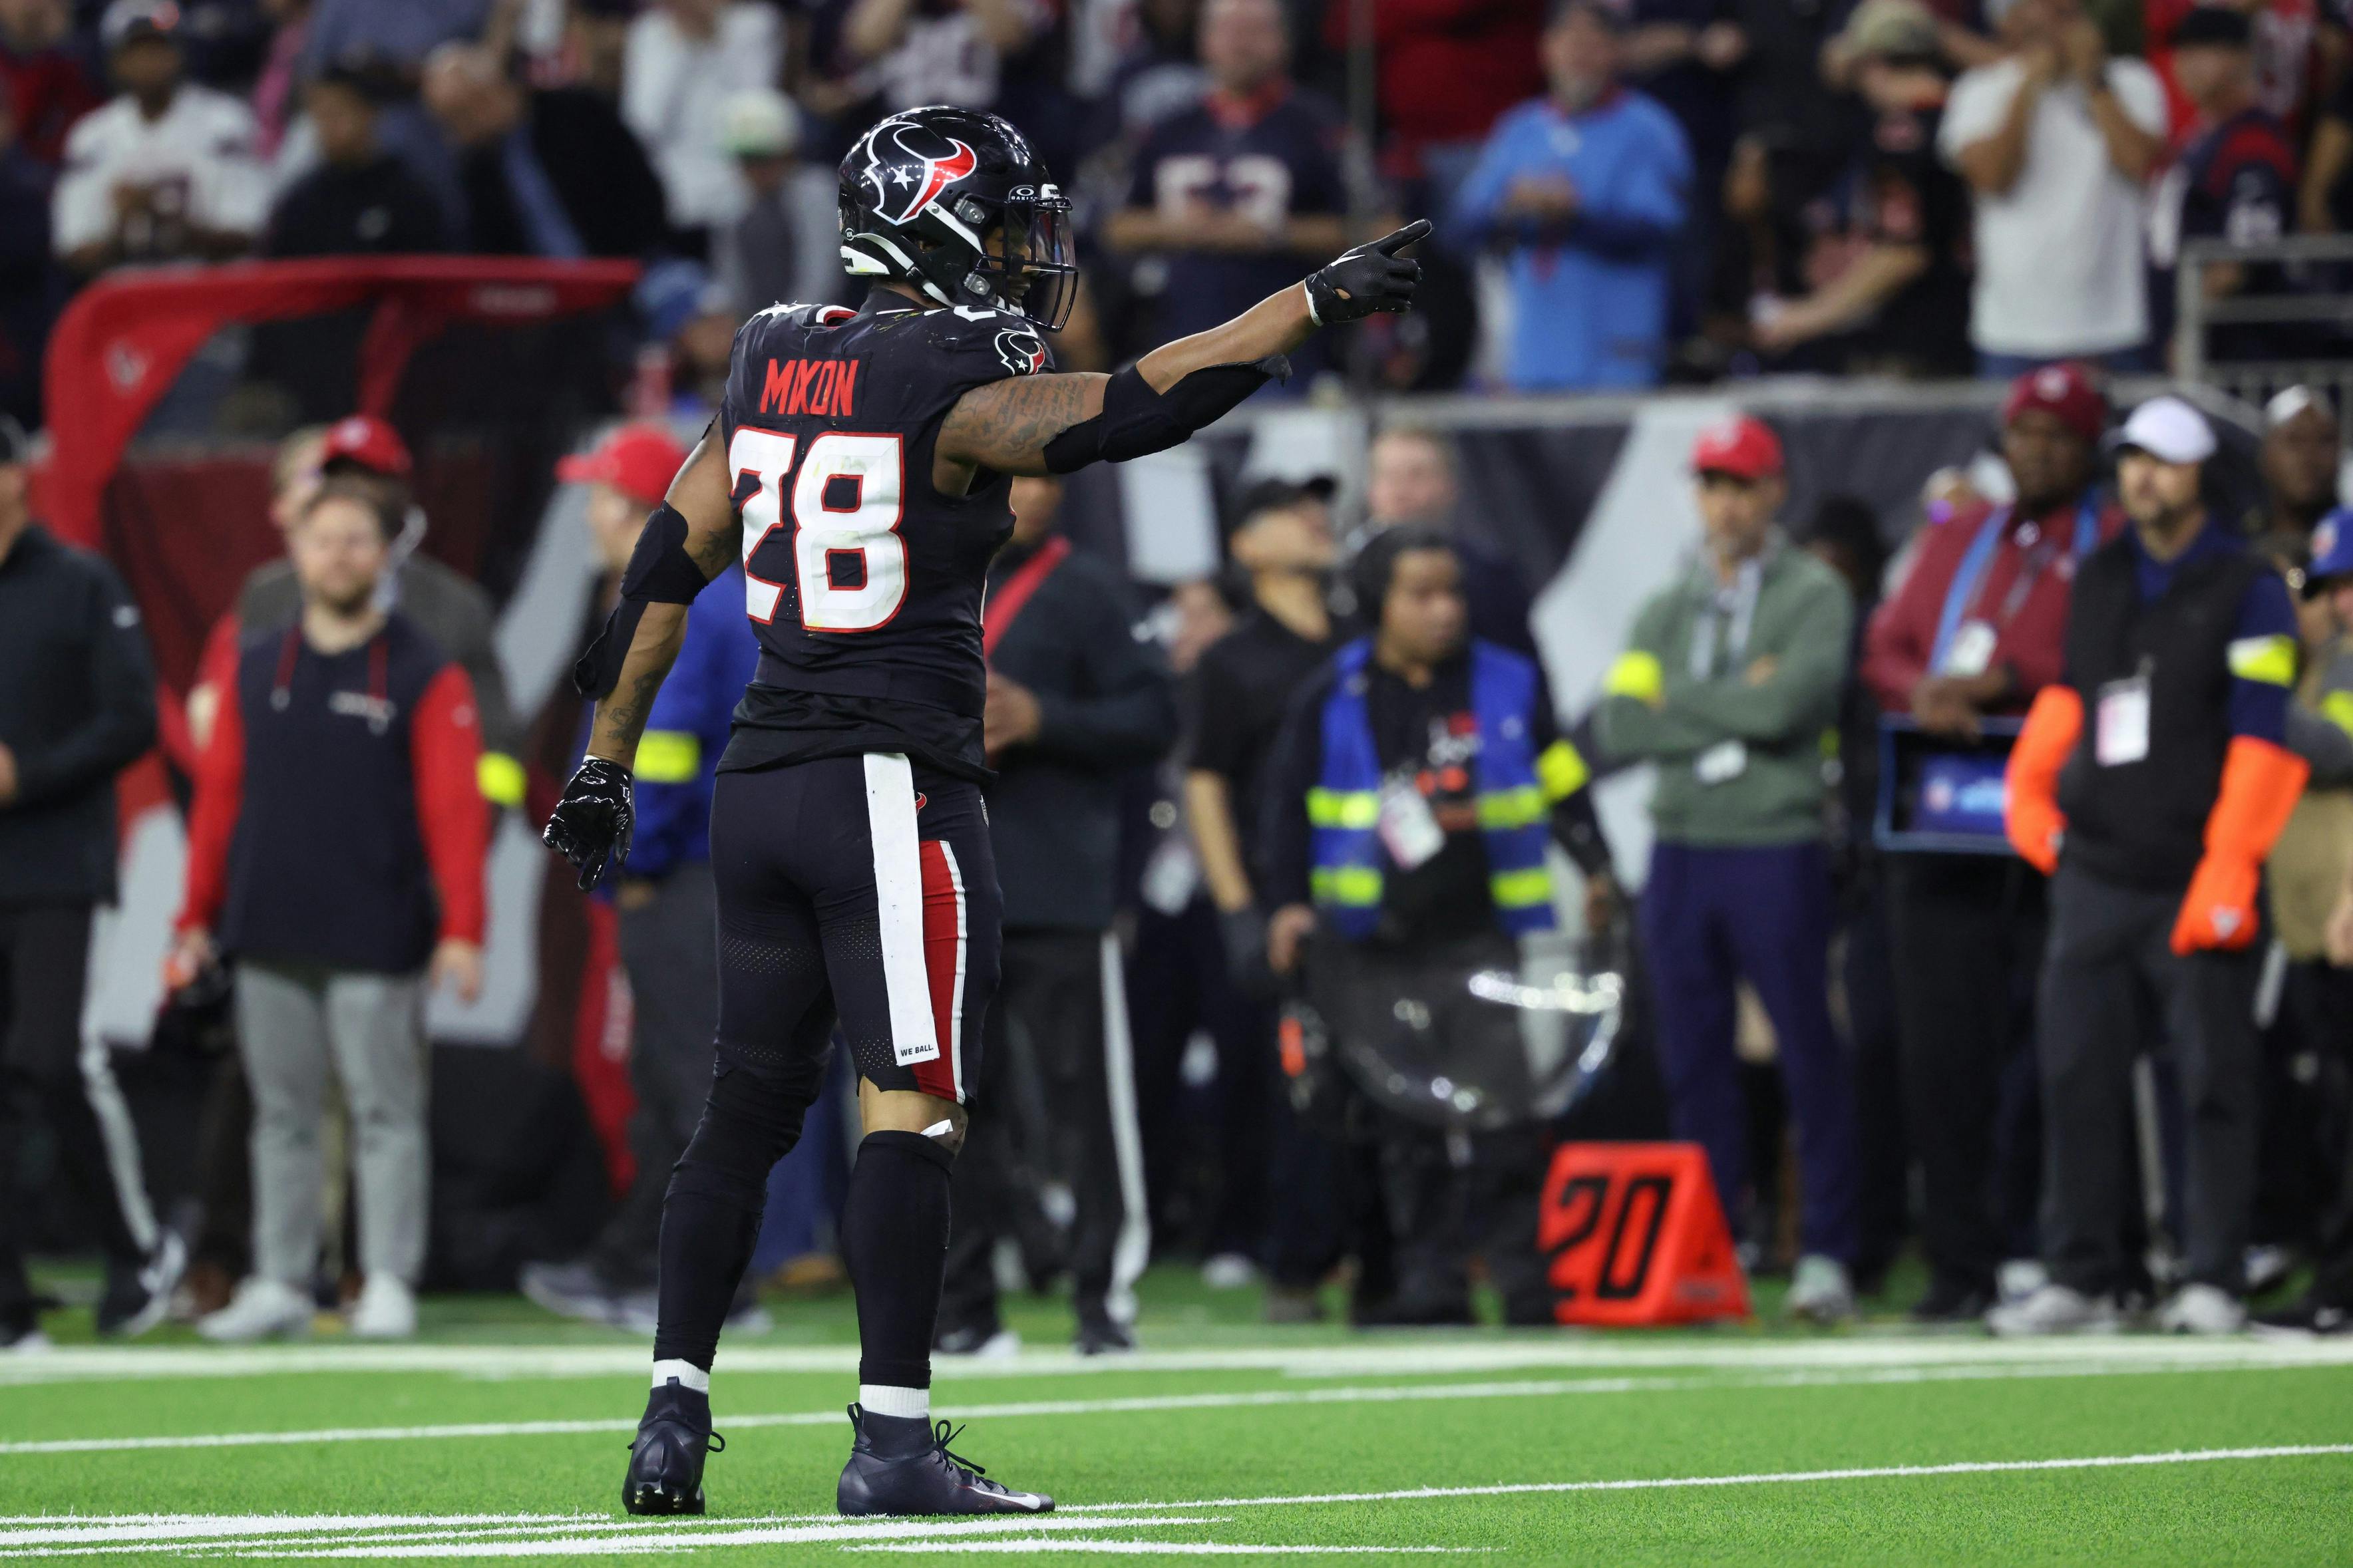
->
[860, 116, 979, 227]
[994, 327, 1047, 377]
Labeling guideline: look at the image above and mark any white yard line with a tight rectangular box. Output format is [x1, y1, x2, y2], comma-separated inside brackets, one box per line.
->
[229, 1515, 1227, 1559]
[9, 1334, 2353, 1387]
[1, 1355, 2341, 1458]
[5, 1445, 2345, 1560]
[845, 1546, 1491, 1556]
[1054, 1444, 2353, 1512]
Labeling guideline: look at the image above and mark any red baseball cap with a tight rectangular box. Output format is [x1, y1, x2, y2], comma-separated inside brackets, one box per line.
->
[2002, 361, 2106, 445]
[1690, 415, 1783, 482]
[320, 414, 413, 478]
[556, 424, 688, 507]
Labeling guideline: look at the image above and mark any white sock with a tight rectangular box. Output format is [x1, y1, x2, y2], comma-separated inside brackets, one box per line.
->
[651, 1359, 710, 1394]
[859, 1382, 929, 1420]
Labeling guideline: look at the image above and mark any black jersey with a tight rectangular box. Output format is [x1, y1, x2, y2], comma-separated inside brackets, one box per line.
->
[715, 288, 1055, 782]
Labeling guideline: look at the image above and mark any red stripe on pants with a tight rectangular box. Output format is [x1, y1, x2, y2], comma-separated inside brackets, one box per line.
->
[915, 839, 964, 1102]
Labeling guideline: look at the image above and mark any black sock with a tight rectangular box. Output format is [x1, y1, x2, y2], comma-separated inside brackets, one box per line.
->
[650, 1062, 811, 1370]
[842, 1130, 955, 1393]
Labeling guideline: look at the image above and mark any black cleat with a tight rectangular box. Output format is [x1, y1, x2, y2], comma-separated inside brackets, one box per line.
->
[622, 1378, 722, 1516]
[836, 1404, 1053, 1517]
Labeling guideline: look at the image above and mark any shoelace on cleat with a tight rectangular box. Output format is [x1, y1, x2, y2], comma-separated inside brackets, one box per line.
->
[931, 1422, 1005, 1492]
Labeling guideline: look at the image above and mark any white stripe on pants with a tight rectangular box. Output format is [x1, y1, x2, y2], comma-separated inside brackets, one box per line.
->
[234, 963, 429, 1287]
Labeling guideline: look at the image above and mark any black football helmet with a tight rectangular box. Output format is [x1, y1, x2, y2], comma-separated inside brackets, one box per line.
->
[838, 106, 1077, 331]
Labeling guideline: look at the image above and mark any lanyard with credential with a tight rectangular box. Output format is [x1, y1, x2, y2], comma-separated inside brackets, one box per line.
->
[1928, 494, 2100, 673]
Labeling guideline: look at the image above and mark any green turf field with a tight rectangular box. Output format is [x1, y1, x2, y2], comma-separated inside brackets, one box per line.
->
[4, 1267, 2351, 1565]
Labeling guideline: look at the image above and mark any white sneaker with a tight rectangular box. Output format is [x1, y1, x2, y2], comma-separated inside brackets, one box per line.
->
[1984, 1283, 2122, 1336]
[1786, 1255, 1857, 1325]
[348, 1276, 418, 1339]
[2156, 1283, 2246, 1335]
[198, 1278, 315, 1342]
[1996, 1258, 2048, 1305]
[1201, 1253, 1260, 1291]
[936, 1327, 1022, 1360]
[2, 1324, 51, 1355]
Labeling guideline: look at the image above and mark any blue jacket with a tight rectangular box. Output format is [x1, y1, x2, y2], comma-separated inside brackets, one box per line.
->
[1450, 90, 1691, 391]
[630, 565, 758, 880]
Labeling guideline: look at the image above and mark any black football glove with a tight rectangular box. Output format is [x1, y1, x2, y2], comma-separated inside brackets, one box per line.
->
[1304, 219, 1431, 327]
[543, 756, 635, 891]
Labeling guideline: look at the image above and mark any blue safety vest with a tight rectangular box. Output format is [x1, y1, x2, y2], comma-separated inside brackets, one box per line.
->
[1308, 638, 1560, 939]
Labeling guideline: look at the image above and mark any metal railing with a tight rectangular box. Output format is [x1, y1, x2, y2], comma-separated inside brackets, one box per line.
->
[2174, 234, 2353, 442]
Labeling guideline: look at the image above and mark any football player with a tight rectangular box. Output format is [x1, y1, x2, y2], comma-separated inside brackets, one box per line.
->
[544, 103, 1425, 1517]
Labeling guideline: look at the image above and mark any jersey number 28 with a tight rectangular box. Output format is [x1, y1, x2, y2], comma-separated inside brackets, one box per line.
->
[729, 427, 906, 633]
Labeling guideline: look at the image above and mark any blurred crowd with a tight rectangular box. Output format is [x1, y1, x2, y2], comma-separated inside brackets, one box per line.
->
[15, 0, 2353, 432]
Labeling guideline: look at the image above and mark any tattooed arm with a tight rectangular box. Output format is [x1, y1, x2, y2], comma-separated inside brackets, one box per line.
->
[933, 282, 1320, 486]
[585, 434, 741, 767]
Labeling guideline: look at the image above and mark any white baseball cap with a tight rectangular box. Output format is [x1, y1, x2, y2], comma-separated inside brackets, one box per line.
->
[2108, 396, 2216, 466]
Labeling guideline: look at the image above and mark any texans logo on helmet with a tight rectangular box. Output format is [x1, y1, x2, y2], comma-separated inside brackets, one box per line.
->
[862, 117, 978, 227]
[994, 327, 1047, 377]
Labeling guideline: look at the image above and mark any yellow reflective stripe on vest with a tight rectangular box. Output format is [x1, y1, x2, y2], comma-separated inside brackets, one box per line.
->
[1604, 650, 1664, 704]
[635, 730, 703, 784]
[1476, 786, 1546, 830]
[2325, 690, 2353, 739]
[1306, 787, 1381, 829]
[1537, 738, 1589, 800]
[2226, 634, 2298, 687]
[476, 751, 526, 807]
[1311, 865, 1383, 906]
[1489, 867, 1552, 909]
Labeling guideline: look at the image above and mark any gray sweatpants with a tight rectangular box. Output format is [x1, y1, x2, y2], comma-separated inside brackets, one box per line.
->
[234, 961, 429, 1287]
[2038, 862, 2262, 1295]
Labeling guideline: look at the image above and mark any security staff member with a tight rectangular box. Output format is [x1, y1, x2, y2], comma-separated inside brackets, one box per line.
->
[938, 475, 1176, 1356]
[521, 424, 765, 1329]
[0, 414, 178, 1349]
[1997, 396, 2308, 1336]
[1860, 362, 2122, 1321]
[1260, 528, 1610, 1325]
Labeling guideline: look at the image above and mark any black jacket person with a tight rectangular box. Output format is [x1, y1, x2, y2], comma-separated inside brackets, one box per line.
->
[939, 475, 1177, 1354]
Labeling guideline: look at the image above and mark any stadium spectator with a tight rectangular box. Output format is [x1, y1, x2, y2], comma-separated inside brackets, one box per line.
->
[420, 40, 667, 259]
[2298, 60, 2353, 234]
[710, 88, 840, 313]
[0, 412, 179, 1352]
[939, 474, 1175, 1356]
[1750, 0, 1972, 377]
[840, 0, 1067, 139]
[53, 0, 268, 279]
[2148, 7, 2296, 364]
[1938, 0, 2166, 375]
[520, 424, 772, 1333]
[261, 60, 445, 257]
[1182, 480, 1358, 1321]
[622, 0, 783, 254]
[562, 0, 637, 101]
[1086, 0, 1206, 158]
[2255, 513, 2353, 1336]
[1861, 363, 2120, 1321]
[1593, 414, 1861, 1323]
[0, 0, 102, 168]
[1359, 426, 1535, 657]
[2248, 386, 2340, 557]
[204, 416, 523, 796]
[1451, 0, 1692, 391]
[1996, 396, 2307, 1336]
[174, 480, 489, 1344]
[1260, 528, 1611, 1325]
[1103, 0, 1350, 377]
[635, 259, 742, 420]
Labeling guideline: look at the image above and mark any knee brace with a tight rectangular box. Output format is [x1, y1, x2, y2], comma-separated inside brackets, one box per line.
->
[574, 504, 711, 699]
[1041, 358, 1288, 474]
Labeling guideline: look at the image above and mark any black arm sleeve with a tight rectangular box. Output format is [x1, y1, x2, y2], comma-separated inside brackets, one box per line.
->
[1043, 358, 1288, 474]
